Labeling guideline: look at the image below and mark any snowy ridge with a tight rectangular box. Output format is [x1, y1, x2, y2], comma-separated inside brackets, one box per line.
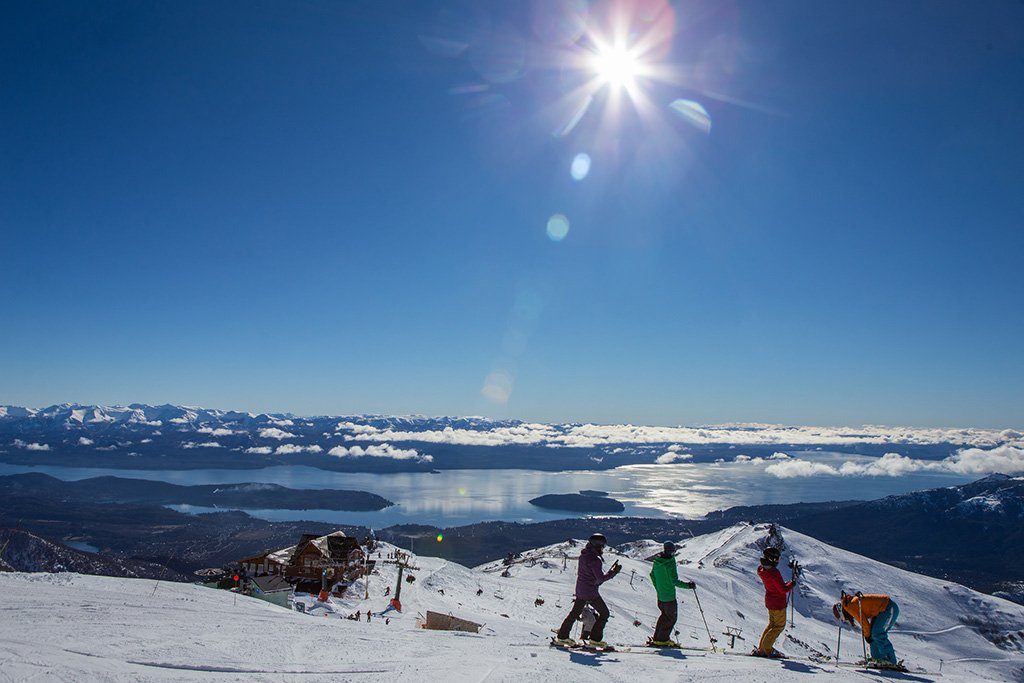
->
[0, 529, 184, 581]
[2, 524, 1022, 681]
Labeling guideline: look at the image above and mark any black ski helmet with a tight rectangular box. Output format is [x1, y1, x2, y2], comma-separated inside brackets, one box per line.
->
[763, 547, 781, 563]
[663, 541, 677, 555]
[589, 533, 607, 547]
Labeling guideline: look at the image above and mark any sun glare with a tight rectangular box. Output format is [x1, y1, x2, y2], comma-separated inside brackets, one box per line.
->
[591, 43, 642, 89]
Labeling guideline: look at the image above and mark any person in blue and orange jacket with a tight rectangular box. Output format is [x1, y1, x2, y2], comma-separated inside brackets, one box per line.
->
[754, 546, 794, 657]
[834, 592, 900, 664]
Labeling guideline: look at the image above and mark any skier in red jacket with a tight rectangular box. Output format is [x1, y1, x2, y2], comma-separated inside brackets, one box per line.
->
[754, 546, 794, 658]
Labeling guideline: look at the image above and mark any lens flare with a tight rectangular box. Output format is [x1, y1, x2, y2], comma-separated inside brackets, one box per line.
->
[670, 99, 711, 134]
[481, 369, 513, 404]
[436, 533, 444, 543]
[570, 153, 591, 180]
[591, 43, 641, 89]
[546, 213, 570, 241]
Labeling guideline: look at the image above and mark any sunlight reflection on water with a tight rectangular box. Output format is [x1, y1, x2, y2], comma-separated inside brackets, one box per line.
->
[0, 452, 975, 528]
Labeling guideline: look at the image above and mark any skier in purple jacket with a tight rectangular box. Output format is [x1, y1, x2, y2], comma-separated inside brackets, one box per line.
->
[554, 533, 622, 646]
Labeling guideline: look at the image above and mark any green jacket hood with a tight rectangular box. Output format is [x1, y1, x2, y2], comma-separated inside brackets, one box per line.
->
[652, 554, 675, 568]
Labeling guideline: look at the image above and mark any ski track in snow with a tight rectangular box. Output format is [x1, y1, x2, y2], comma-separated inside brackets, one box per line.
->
[1, 524, 1023, 682]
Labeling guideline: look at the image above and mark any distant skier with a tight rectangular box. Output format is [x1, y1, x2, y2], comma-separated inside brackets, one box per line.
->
[833, 592, 900, 665]
[754, 546, 794, 658]
[648, 541, 696, 646]
[554, 533, 621, 647]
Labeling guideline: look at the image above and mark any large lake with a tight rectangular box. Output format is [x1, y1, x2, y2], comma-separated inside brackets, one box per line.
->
[0, 452, 975, 528]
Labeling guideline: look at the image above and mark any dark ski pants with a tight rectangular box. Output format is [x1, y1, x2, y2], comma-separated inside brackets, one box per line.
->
[558, 597, 609, 642]
[653, 599, 678, 642]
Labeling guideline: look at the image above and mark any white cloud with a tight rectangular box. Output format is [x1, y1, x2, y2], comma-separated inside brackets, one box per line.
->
[734, 455, 752, 462]
[259, 428, 297, 440]
[768, 452, 791, 460]
[336, 421, 1019, 450]
[765, 459, 840, 478]
[181, 441, 222, 449]
[337, 422, 379, 434]
[836, 453, 933, 476]
[140, 438, 152, 444]
[655, 451, 693, 464]
[198, 427, 236, 436]
[944, 445, 1024, 475]
[341, 423, 559, 447]
[12, 439, 50, 451]
[244, 446, 273, 455]
[78, 437, 94, 446]
[328, 443, 433, 463]
[760, 445, 1024, 479]
[274, 444, 323, 455]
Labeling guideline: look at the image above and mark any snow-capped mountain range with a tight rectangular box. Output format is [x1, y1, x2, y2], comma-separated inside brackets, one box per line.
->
[3, 402, 1021, 475]
[0, 403, 517, 431]
[1, 402, 1019, 448]
[1, 523, 1021, 681]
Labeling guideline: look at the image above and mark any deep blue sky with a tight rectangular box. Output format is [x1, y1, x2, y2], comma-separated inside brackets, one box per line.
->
[2, 1, 1022, 427]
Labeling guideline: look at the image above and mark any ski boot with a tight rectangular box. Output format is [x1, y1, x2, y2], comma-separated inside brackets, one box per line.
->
[865, 659, 907, 672]
[647, 639, 681, 648]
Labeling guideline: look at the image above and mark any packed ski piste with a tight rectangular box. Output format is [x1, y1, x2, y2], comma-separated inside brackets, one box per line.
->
[2, 522, 1023, 681]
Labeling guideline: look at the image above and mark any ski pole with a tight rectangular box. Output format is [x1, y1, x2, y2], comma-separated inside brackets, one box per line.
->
[788, 559, 799, 628]
[857, 595, 868, 662]
[692, 588, 717, 647]
[836, 614, 842, 663]
[150, 565, 167, 597]
[835, 591, 846, 663]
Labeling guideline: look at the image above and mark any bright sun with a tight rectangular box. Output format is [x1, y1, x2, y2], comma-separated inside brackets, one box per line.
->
[591, 43, 642, 89]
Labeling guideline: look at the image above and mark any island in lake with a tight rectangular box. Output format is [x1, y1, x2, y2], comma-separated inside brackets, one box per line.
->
[0, 473, 394, 512]
[528, 491, 625, 513]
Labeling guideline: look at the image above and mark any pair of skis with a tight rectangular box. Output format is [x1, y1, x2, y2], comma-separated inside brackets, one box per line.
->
[549, 638, 617, 653]
[838, 659, 911, 673]
[549, 638, 709, 656]
[549, 640, 925, 673]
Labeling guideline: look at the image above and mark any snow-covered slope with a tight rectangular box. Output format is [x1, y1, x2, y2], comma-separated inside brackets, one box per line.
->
[1, 524, 1022, 682]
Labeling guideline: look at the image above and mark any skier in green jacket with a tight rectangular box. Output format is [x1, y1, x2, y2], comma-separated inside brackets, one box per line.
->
[649, 541, 696, 646]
